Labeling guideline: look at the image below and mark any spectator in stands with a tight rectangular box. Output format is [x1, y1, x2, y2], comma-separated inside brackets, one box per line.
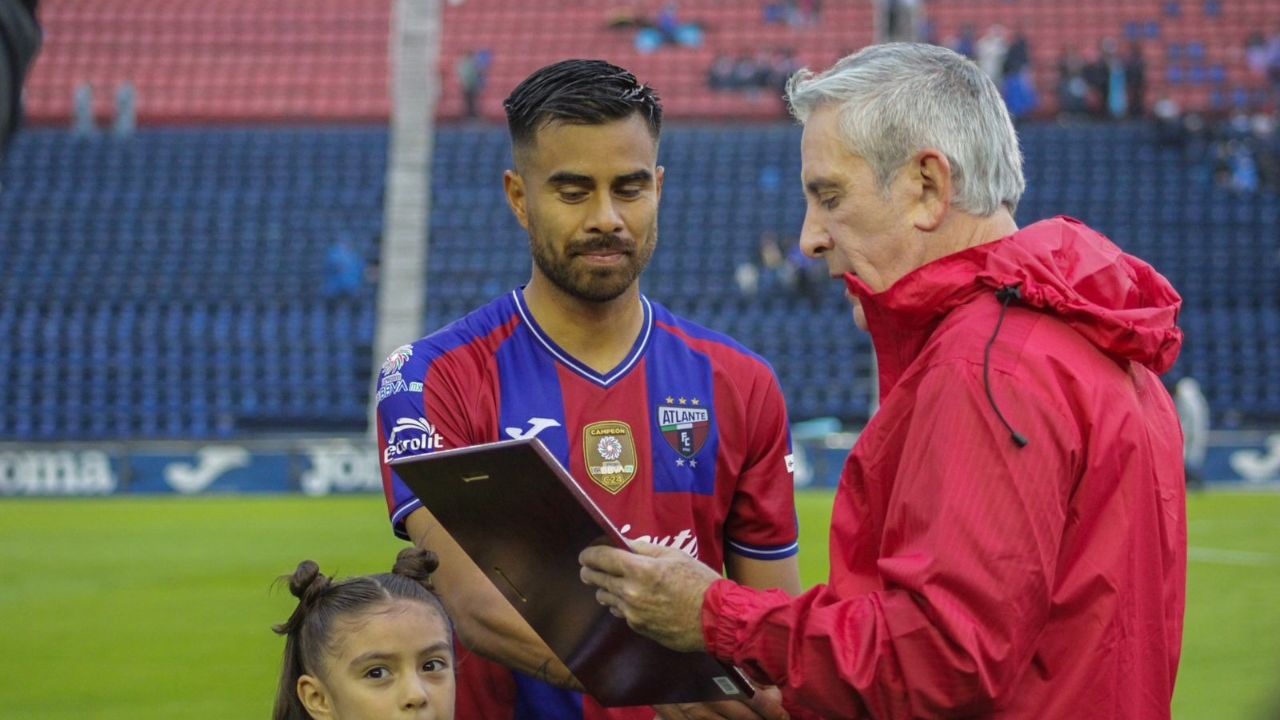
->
[323, 240, 366, 299]
[1095, 38, 1126, 119]
[1056, 47, 1089, 119]
[975, 24, 1009, 87]
[1002, 27, 1030, 78]
[1174, 377, 1210, 489]
[72, 83, 95, 136]
[114, 81, 137, 137]
[949, 23, 978, 60]
[1245, 32, 1269, 79]
[376, 59, 799, 720]
[272, 548, 455, 720]
[1002, 66, 1039, 121]
[1125, 42, 1147, 118]
[732, 53, 761, 91]
[884, 0, 921, 43]
[455, 50, 490, 120]
[997, 27, 1036, 120]
[582, 43, 1186, 720]
[0, 0, 40, 160]
[708, 53, 735, 91]
[655, 2, 680, 44]
[1154, 95, 1187, 147]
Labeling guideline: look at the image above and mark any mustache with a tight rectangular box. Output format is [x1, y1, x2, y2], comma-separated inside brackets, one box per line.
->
[569, 235, 634, 255]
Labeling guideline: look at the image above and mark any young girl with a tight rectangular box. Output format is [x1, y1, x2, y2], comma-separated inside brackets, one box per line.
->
[273, 548, 455, 720]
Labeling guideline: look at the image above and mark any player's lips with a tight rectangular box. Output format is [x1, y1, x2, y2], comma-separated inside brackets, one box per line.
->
[576, 250, 629, 266]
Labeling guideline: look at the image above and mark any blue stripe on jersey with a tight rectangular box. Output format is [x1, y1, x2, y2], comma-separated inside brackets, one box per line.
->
[727, 537, 801, 560]
[513, 672, 584, 720]
[648, 302, 774, 368]
[645, 321, 718, 496]
[496, 323, 571, 467]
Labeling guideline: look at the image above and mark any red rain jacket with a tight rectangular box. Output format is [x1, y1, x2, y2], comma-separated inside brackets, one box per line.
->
[703, 217, 1187, 719]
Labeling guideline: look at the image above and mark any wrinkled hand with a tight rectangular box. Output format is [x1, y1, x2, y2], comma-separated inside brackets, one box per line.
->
[653, 686, 789, 720]
[579, 541, 721, 653]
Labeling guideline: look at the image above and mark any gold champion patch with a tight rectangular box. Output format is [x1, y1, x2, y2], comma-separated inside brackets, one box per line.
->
[583, 420, 638, 494]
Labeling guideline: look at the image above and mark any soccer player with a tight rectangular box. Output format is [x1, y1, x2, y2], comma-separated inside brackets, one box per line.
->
[582, 43, 1186, 719]
[375, 59, 801, 720]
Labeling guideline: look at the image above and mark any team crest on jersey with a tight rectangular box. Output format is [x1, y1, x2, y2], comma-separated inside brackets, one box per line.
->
[658, 397, 710, 459]
[583, 421, 638, 494]
[380, 344, 413, 377]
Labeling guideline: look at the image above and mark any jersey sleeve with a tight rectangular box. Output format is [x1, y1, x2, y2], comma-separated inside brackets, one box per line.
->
[375, 342, 477, 539]
[723, 361, 800, 560]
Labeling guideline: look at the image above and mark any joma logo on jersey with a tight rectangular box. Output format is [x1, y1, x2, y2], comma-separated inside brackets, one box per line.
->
[658, 403, 710, 459]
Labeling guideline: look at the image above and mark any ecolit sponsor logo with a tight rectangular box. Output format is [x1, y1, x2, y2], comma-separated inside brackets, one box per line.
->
[383, 417, 445, 463]
[618, 523, 699, 558]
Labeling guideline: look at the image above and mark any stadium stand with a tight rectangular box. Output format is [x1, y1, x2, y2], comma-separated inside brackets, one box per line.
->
[24, 0, 394, 125]
[4, 1, 1277, 440]
[5, 119, 1275, 438]
[925, 0, 1278, 116]
[0, 128, 385, 439]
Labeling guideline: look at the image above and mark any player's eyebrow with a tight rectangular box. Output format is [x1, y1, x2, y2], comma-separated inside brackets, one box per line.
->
[547, 171, 594, 187]
[612, 170, 653, 187]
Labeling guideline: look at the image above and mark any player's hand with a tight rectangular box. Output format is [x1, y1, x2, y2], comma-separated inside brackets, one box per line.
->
[652, 687, 789, 720]
[580, 541, 721, 652]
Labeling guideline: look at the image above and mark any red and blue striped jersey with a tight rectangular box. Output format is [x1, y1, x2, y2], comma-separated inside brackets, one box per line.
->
[376, 288, 799, 720]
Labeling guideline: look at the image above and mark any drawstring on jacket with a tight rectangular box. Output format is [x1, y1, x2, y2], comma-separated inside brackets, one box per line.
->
[985, 285, 1030, 448]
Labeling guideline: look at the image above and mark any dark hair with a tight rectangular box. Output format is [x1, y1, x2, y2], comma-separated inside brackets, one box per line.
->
[503, 59, 662, 153]
[272, 547, 451, 720]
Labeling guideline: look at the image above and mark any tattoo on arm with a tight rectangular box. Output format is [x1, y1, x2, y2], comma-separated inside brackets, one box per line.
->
[534, 658, 585, 692]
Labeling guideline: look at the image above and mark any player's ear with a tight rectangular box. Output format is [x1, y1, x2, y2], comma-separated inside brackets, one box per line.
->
[504, 169, 530, 231]
[655, 165, 665, 201]
[298, 674, 334, 719]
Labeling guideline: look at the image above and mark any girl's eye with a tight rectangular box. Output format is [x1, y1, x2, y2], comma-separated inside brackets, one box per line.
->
[423, 658, 448, 673]
[364, 667, 389, 680]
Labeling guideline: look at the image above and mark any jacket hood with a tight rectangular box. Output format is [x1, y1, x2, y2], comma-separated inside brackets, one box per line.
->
[847, 216, 1183, 374]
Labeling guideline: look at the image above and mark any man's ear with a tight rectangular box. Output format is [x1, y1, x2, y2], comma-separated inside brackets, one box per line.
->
[504, 169, 530, 231]
[910, 149, 951, 232]
[655, 165, 665, 201]
[298, 674, 333, 719]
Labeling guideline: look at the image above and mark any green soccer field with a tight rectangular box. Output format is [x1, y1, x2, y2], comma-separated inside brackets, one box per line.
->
[1, 491, 1278, 719]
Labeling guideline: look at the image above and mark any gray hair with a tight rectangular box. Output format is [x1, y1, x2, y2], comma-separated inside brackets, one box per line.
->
[786, 43, 1024, 216]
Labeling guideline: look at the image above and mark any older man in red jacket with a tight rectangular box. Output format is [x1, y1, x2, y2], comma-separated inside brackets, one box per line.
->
[581, 42, 1186, 719]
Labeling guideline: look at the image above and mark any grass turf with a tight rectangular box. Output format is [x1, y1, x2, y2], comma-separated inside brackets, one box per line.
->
[1, 491, 1277, 718]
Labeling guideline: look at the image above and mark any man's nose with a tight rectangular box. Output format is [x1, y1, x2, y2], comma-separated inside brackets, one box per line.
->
[586, 194, 625, 235]
[798, 212, 829, 258]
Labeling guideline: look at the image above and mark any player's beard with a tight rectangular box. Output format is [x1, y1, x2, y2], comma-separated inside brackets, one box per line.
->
[529, 225, 657, 303]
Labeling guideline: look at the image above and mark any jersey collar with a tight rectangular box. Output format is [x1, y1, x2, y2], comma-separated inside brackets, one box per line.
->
[512, 288, 653, 388]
